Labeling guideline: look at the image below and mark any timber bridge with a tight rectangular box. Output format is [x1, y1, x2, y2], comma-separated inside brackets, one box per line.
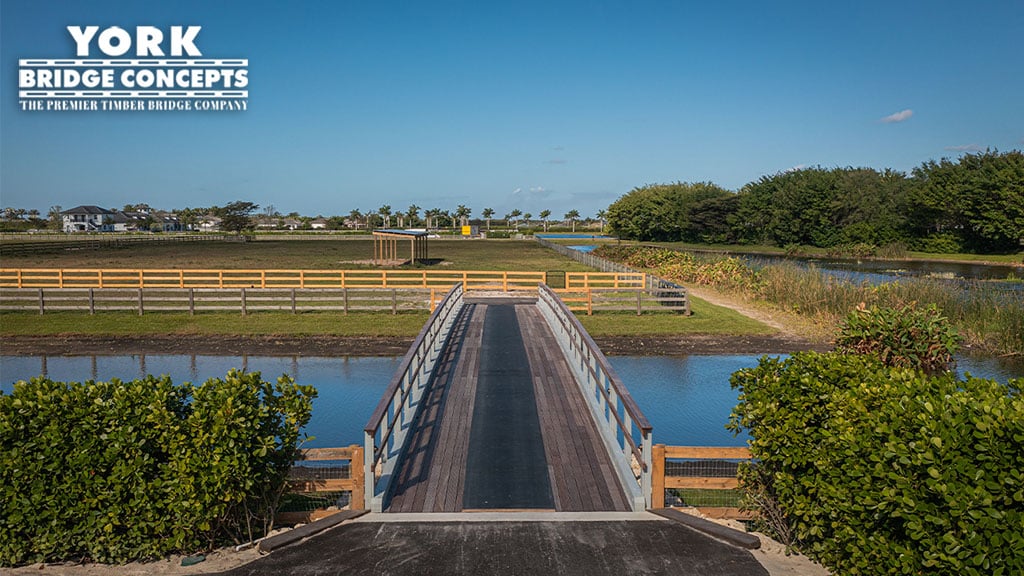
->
[248, 283, 767, 575]
[363, 283, 652, 513]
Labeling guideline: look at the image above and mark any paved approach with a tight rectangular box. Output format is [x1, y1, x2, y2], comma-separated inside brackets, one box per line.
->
[216, 517, 769, 576]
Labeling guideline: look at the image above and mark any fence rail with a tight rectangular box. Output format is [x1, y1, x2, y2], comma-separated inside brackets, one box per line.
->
[651, 445, 752, 519]
[0, 234, 241, 255]
[364, 284, 466, 511]
[1, 287, 444, 315]
[537, 284, 653, 511]
[0, 268, 550, 291]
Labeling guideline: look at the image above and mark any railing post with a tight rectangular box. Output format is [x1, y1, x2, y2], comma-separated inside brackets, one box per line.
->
[651, 443, 665, 509]
[38, 288, 44, 314]
[137, 288, 144, 316]
[350, 445, 365, 510]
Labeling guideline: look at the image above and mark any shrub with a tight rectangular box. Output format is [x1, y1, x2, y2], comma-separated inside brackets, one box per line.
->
[0, 370, 315, 566]
[835, 302, 961, 374]
[728, 352, 1023, 575]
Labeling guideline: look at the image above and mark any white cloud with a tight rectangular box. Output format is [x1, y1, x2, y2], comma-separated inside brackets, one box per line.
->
[784, 164, 807, 173]
[944, 144, 983, 152]
[881, 109, 914, 123]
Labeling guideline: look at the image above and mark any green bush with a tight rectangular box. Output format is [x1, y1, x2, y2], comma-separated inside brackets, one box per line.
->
[728, 352, 1024, 575]
[835, 303, 961, 374]
[0, 370, 315, 566]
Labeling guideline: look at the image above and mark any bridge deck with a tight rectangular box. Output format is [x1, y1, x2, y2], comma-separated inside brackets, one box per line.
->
[386, 302, 630, 512]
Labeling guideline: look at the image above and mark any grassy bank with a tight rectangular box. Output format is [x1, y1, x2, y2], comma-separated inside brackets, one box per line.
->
[595, 245, 1024, 357]
[0, 296, 774, 339]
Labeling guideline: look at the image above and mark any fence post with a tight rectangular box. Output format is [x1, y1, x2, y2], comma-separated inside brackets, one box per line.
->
[291, 288, 296, 314]
[637, 290, 642, 316]
[343, 288, 349, 315]
[652, 444, 666, 509]
[392, 289, 397, 314]
[189, 288, 195, 315]
[38, 288, 44, 314]
[241, 288, 247, 315]
[89, 288, 95, 315]
[137, 288, 144, 316]
[349, 445, 365, 510]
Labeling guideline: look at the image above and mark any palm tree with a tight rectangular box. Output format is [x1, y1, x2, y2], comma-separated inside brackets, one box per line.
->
[455, 204, 471, 227]
[596, 209, 607, 233]
[406, 204, 421, 227]
[425, 208, 441, 229]
[523, 213, 532, 228]
[510, 208, 522, 230]
[378, 205, 392, 228]
[539, 209, 551, 232]
[348, 209, 363, 229]
[482, 207, 495, 231]
[564, 209, 580, 232]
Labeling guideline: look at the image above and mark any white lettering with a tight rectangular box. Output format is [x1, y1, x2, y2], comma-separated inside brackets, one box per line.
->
[170, 26, 202, 56]
[98, 26, 131, 57]
[136, 26, 164, 56]
[67, 26, 99, 57]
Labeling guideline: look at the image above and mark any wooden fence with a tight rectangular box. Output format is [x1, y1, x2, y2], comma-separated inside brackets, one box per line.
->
[279, 445, 364, 524]
[651, 445, 752, 519]
[0, 268, 553, 291]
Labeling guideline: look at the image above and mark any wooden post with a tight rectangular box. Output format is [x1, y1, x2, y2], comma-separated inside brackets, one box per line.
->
[637, 290, 642, 316]
[137, 288, 144, 316]
[241, 288, 247, 315]
[587, 289, 593, 316]
[392, 289, 397, 315]
[189, 288, 195, 315]
[38, 288, 44, 314]
[343, 288, 349, 315]
[349, 445, 365, 510]
[89, 288, 95, 315]
[179, 270, 184, 288]
[291, 288, 297, 314]
[652, 444, 666, 509]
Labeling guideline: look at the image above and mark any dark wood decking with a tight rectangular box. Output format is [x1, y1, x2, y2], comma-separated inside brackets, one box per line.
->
[386, 302, 629, 512]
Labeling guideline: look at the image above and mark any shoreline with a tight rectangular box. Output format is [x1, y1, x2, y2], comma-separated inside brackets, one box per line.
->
[2, 333, 830, 357]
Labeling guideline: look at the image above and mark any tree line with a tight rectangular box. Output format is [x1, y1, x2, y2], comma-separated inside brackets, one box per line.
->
[606, 150, 1023, 254]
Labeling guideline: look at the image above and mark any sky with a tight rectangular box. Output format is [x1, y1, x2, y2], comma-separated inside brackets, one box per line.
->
[1, 0, 1022, 220]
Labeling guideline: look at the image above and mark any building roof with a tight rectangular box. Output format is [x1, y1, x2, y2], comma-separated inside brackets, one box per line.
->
[374, 229, 429, 237]
[62, 205, 115, 215]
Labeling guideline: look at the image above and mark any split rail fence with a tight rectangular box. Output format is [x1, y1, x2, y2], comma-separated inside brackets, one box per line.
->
[0, 268, 686, 315]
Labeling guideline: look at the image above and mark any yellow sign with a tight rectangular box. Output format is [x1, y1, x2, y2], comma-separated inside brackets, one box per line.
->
[461, 225, 472, 236]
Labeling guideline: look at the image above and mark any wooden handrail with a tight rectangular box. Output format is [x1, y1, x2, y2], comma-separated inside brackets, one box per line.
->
[650, 444, 751, 510]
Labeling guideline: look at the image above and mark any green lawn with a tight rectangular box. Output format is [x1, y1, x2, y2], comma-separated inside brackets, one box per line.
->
[0, 238, 594, 271]
[0, 297, 773, 338]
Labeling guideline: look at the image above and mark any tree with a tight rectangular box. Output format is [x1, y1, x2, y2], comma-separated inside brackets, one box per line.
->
[564, 209, 580, 232]
[606, 182, 731, 241]
[482, 207, 495, 231]
[48, 205, 63, 232]
[595, 209, 607, 233]
[216, 201, 259, 232]
[406, 205, 421, 227]
[523, 213, 532, 228]
[509, 208, 522, 230]
[539, 209, 551, 232]
[455, 204, 471, 227]
[909, 150, 1023, 252]
[377, 205, 392, 229]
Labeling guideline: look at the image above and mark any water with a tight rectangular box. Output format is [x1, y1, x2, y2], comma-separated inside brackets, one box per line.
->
[3, 354, 1018, 449]
[742, 253, 1022, 285]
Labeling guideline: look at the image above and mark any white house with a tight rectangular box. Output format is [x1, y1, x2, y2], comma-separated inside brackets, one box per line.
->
[61, 205, 120, 232]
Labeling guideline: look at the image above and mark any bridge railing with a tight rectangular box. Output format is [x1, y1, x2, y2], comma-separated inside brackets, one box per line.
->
[362, 283, 465, 512]
[279, 445, 365, 524]
[536, 284, 654, 511]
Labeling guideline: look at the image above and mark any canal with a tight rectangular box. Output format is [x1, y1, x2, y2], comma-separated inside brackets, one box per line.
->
[3, 353, 1018, 449]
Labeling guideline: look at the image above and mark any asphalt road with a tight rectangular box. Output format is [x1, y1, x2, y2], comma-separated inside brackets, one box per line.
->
[216, 520, 769, 576]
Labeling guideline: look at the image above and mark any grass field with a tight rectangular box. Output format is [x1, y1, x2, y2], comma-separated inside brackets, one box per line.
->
[0, 238, 594, 271]
[0, 296, 773, 338]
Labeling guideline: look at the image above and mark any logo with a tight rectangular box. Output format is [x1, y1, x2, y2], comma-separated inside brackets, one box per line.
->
[18, 26, 248, 112]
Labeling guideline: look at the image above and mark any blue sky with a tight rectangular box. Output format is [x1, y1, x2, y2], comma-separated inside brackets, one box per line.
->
[2, 0, 1021, 219]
